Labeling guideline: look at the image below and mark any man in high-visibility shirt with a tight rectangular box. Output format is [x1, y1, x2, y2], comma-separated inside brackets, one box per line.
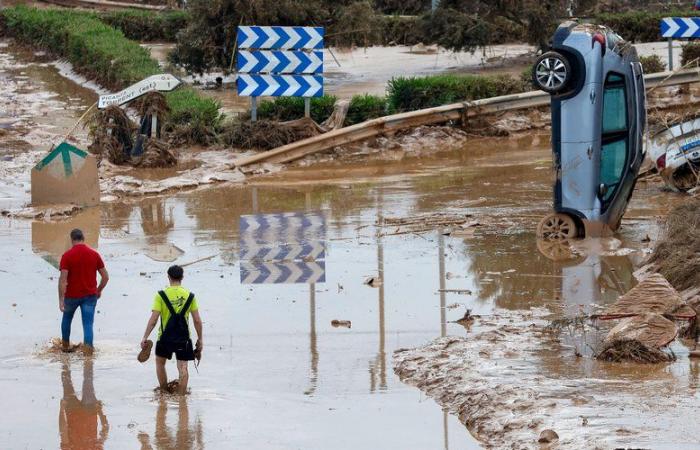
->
[140, 265, 203, 394]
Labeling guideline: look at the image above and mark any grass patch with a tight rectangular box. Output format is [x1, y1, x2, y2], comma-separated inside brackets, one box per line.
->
[640, 55, 666, 73]
[100, 9, 189, 42]
[346, 94, 387, 125]
[256, 96, 337, 123]
[387, 74, 528, 113]
[0, 6, 220, 143]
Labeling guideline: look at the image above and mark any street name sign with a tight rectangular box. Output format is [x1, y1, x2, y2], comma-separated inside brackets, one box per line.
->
[98, 74, 181, 109]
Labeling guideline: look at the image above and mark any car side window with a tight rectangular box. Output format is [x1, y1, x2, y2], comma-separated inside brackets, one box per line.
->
[599, 73, 628, 208]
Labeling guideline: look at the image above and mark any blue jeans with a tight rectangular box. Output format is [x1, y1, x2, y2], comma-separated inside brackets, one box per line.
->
[62, 295, 98, 347]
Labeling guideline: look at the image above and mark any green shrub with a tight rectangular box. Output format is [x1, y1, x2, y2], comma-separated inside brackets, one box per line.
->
[595, 10, 700, 43]
[256, 96, 337, 123]
[346, 94, 386, 125]
[100, 9, 189, 42]
[682, 42, 700, 67]
[640, 54, 666, 73]
[0, 6, 220, 142]
[387, 74, 527, 112]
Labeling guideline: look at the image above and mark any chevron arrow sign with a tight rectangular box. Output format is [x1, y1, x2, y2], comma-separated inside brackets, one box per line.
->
[240, 241, 326, 261]
[237, 74, 323, 97]
[661, 17, 700, 38]
[237, 26, 324, 50]
[237, 50, 323, 74]
[240, 261, 326, 284]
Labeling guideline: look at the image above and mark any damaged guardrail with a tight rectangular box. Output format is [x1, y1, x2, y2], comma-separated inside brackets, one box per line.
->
[234, 69, 700, 170]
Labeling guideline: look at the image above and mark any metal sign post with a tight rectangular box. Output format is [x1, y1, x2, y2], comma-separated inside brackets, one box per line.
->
[660, 17, 700, 70]
[235, 26, 325, 123]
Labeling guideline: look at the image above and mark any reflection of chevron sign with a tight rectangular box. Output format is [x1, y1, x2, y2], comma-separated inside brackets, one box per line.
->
[237, 50, 323, 74]
[240, 212, 325, 232]
[237, 74, 323, 97]
[240, 261, 326, 284]
[240, 241, 325, 261]
[661, 17, 700, 38]
[237, 26, 324, 50]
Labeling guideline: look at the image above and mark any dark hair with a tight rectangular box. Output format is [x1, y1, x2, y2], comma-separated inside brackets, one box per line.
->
[70, 229, 84, 242]
[167, 265, 184, 281]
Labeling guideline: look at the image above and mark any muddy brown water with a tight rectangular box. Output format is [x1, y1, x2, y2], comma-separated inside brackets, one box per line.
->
[0, 37, 696, 450]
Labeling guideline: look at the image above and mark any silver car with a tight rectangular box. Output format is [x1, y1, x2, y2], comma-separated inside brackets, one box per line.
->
[533, 22, 646, 239]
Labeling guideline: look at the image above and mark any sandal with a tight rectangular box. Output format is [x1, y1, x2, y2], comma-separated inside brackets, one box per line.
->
[138, 340, 153, 363]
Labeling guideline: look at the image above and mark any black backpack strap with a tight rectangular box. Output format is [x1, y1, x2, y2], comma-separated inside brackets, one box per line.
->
[179, 292, 195, 317]
[158, 290, 177, 316]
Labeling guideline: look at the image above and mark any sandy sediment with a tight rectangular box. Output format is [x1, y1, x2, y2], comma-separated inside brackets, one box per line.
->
[393, 309, 698, 449]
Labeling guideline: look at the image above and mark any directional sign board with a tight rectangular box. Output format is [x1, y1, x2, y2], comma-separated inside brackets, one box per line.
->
[98, 74, 181, 109]
[239, 212, 326, 284]
[237, 74, 323, 97]
[31, 142, 99, 207]
[237, 26, 324, 50]
[237, 50, 323, 74]
[236, 25, 324, 102]
[661, 17, 700, 38]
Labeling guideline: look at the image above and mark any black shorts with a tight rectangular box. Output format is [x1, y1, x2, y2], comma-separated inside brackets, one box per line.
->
[155, 339, 195, 361]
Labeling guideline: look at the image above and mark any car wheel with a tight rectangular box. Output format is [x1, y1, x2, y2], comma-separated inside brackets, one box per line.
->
[536, 213, 578, 240]
[532, 52, 571, 94]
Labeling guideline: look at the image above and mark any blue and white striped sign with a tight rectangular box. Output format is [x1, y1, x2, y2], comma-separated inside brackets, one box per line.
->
[236, 25, 324, 99]
[237, 26, 324, 50]
[240, 241, 326, 261]
[237, 50, 323, 74]
[239, 212, 326, 284]
[240, 261, 326, 284]
[661, 17, 700, 38]
[238, 74, 323, 97]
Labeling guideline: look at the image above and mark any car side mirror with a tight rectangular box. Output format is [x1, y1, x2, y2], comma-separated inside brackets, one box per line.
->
[598, 183, 608, 198]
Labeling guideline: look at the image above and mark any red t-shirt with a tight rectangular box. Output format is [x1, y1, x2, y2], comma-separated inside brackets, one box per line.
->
[59, 244, 105, 299]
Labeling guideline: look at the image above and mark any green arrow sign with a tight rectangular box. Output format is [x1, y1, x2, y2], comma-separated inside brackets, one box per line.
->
[34, 142, 88, 177]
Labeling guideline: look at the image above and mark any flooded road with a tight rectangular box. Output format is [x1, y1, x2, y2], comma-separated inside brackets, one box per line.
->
[1, 122, 690, 448]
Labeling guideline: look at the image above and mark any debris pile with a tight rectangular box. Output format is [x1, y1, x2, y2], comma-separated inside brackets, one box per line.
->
[222, 117, 324, 150]
[648, 200, 700, 292]
[594, 274, 694, 363]
[86, 92, 177, 168]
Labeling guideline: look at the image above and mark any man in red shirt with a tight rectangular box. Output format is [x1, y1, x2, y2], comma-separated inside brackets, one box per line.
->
[59, 229, 109, 353]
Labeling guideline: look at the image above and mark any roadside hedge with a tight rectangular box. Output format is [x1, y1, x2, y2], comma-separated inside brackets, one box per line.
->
[595, 10, 700, 43]
[256, 96, 338, 123]
[100, 9, 189, 42]
[0, 6, 220, 142]
[387, 74, 528, 112]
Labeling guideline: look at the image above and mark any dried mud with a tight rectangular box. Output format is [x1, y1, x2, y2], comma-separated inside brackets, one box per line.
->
[394, 309, 698, 449]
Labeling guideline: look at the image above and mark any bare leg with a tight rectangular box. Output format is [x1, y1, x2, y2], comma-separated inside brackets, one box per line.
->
[155, 356, 168, 390]
[176, 360, 188, 395]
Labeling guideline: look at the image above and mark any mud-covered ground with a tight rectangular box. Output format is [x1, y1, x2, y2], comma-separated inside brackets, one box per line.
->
[1, 34, 700, 449]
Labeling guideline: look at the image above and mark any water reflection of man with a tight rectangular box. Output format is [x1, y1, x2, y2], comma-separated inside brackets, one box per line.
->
[59, 357, 109, 450]
[138, 396, 204, 450]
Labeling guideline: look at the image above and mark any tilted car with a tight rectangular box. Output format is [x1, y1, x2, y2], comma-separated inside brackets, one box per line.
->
[533, 21, 646, 239]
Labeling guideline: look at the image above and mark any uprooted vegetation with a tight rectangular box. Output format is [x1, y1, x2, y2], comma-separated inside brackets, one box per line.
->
[0, 6, 221, 144]
[220, 118, 324, 150]
[86, 94, 177, 168]
[648, 200, 700, 292]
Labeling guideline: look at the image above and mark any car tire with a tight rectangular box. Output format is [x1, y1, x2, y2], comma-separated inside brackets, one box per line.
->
[536, 212, 579, 240]
[532, 52, 571, 94]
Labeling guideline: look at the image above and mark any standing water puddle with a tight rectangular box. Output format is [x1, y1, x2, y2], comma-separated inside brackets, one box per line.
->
[1, 128, 693, 448]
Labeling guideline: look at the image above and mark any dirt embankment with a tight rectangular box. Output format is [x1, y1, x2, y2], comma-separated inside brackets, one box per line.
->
[393, 309, 697, 449]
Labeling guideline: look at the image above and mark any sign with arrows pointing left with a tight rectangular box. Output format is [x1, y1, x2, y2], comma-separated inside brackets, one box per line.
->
[98, 74, 181, 109]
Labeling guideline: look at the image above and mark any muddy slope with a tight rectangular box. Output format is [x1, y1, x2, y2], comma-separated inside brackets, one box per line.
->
[393, 309, 698, 449]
